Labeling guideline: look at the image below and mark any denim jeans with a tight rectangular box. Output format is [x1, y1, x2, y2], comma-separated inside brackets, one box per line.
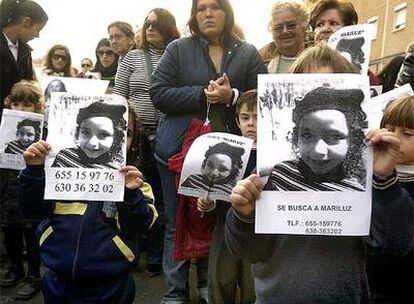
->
[157, 161, 208, 304]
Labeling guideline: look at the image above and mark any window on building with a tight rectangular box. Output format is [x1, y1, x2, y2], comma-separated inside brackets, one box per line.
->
[394, 2, 407, 31]
[367, 16, 378, 39]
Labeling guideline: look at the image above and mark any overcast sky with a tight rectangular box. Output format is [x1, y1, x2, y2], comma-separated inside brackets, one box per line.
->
[29, 0, 283, 69]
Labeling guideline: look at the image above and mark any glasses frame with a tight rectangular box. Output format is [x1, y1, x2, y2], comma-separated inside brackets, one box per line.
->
[97, 50, 115, 57]
[52, 54, 68, 61]
[271, 22, 300, 36]
[144, 19, 159, 31]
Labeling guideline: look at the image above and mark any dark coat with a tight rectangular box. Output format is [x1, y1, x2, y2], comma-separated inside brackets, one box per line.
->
[396, 52, 414, 90]
[0, 33, 35, 121]
[150, 36, 267, 163]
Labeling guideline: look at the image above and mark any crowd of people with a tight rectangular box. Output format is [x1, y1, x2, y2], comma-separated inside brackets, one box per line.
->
[0, 0, 413, 303]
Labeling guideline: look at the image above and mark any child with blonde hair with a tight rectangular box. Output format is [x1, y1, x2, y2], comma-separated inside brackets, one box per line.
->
[367, 94, 414, 304]
[1, 80, 44, 299]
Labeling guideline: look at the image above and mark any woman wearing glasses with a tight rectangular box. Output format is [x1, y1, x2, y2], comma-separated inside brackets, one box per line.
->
[90, 38, 118, 92]
[42, 44, 75, 77]
[113, 8, 180, 279]
[259, 1, 309, 73]
[75, 58, 93, 78]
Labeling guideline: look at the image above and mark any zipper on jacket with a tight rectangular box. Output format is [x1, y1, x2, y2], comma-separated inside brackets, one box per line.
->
[71, 206, 88, 282]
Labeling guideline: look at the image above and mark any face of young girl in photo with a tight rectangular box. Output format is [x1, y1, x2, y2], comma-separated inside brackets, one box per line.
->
[201, 153, 232, 183]
[17, 126, 36, 147]
[77, 117, 115, 159]
[298, 109, 349, 175]
[11, 101, 36, 113]
[385, 124, 414, 164]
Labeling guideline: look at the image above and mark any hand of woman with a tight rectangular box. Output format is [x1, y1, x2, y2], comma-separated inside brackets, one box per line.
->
[231, 174, 263, 218]
[120, 165, 144, 190]
[204, 73, 232, 105]
[366, 129, 400, 178]
[23, 140, 51, 165]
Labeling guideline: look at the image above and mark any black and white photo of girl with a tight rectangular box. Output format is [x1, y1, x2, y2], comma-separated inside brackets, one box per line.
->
[178, 133, 254, 202]
[51, 101, 127, 169]
[336, 37, 365, 73]
[4, 119, 41, 155]
[181, 142, 245, 196]
[264, 86, 367, 191]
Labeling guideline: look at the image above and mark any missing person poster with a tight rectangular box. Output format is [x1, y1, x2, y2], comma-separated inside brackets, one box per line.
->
[44, 93, 128, 202]
[328, 24, 375, 76]
[40, 76, 110, 124]
[0, 110, 43, 170]
[178, 132, 254, 202]
[363, 84, 414, 129]
[257, 74, 372, 236]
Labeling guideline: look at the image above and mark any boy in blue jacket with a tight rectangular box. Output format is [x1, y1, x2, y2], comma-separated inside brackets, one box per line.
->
[18, 127, 157, 302]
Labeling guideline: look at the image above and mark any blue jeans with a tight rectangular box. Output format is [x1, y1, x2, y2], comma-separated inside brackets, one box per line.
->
[157, 161, 207, 304]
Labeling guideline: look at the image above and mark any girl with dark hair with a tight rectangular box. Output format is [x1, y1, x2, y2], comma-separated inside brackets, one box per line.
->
[114, 8, 180, 277]
[52, 102, 127, 169]
[43, 44, 75, 77]
[91, 38, 118, 92]
[0, 0, 48, 121]
[264, 86, 367, 191]
[182, 142, 245, 196]
[5, 119, 41, 154]
[150, 0, 266, 302]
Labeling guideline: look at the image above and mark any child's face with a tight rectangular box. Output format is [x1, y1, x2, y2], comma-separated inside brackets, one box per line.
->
[77, 116, 114, 159]
[201, 153, 232, 183]
[385, 124, 414, 164]
[298, 109, 349, 174]
[237, 104, 257, 142]
[11, 100, 36, 113]
[17, 126, 36, 147]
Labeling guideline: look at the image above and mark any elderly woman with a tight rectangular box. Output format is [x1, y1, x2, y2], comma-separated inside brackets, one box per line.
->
[113, 8, 180, 278]
[309, 0, 380, 85]
[150, 0, 267, 302]
[43, 44, 75, 77]
[259, 1, 308, 73]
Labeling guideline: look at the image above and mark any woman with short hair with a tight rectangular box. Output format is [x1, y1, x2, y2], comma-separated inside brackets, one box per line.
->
[259, 1, 309, 73]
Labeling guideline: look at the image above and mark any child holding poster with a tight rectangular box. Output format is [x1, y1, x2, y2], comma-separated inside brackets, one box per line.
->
[198, 90, 257, 303]
[16, 105, 158, 303]
[224, 45, 414, 303]
[366, 94, 414, 304]
[0, 80, 43, 299]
